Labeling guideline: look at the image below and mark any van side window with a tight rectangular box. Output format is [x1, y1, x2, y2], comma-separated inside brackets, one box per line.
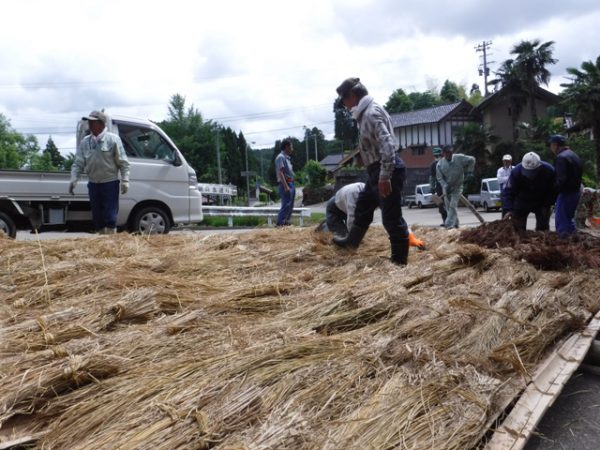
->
[117, 122, 176, 162]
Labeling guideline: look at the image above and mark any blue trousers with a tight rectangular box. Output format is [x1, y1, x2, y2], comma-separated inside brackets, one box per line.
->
[88, 180, 120, 231]
[277, 182, 295, 226]
[555, 191, 580, 236]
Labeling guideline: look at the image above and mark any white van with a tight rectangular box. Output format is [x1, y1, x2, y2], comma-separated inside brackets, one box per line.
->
[0, 114, 203, 237]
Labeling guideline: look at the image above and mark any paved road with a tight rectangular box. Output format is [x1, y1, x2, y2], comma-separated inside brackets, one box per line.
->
[15, 203, 548, 241]
[14, 205, 507, 241]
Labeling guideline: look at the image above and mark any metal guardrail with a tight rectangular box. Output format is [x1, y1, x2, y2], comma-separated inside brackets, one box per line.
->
[202, 206, 312, 227]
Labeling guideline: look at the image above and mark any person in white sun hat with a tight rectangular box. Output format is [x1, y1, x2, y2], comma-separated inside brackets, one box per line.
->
[497, 154, 513, 192]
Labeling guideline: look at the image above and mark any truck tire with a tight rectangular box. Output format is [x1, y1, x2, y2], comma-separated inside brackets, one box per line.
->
[0, 211, 17, 238]
[483, 201, 491, 213]
[131, 206, 171, 235]
[418, 201, 423, 209]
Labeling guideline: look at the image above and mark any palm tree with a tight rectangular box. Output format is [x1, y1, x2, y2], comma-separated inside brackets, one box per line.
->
[510, 40, 557, 122]
[561, 56, 600, 186]
[489, 59, 528, 142]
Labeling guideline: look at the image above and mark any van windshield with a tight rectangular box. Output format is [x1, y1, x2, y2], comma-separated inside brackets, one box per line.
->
[116, 122, 176, 162]
[487, 179, 500, 191]
[420, 185, 431, 194]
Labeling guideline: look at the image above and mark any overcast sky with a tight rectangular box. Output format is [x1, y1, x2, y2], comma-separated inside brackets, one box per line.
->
[1, 0, 600, 155]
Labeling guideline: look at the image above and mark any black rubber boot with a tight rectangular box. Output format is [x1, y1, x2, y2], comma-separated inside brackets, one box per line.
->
[333, 225, 367, 249]
[390, 238, 409, 265]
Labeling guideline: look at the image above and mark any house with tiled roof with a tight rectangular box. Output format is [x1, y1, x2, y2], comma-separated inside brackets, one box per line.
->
[390, 100, 480, 194]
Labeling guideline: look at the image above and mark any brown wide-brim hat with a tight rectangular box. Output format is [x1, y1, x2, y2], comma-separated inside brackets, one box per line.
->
[336, 77, 361, 98]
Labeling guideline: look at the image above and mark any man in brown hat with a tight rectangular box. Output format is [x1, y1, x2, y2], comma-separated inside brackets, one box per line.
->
[332, 77, 409, 265]
[69, 110, 130, 234]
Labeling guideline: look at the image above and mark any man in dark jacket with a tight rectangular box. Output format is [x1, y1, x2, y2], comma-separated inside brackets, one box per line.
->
[550, 134, 583, 236]
[502, 152, 556, 231]
[429, 147, 447, 225]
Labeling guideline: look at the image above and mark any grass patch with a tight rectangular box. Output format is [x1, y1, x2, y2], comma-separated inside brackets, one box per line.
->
[197, 212, 325, 228]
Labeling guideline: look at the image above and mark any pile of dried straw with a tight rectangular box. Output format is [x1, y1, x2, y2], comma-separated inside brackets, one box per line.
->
[1, 225, 599, 449]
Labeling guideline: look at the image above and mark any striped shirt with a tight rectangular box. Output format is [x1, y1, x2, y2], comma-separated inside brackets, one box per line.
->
[352, 96, 398, 180]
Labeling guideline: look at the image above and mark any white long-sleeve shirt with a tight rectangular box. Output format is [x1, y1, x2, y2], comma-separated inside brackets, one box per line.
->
[497, 165, 513, 189]
[334, 182, 364, 228]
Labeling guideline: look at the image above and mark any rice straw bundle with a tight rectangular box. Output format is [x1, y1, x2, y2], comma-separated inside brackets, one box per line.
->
[1, 225, 599, 449]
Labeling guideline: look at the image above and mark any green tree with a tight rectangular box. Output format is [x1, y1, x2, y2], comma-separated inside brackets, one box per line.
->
[43, 136, 65, 169]
[468, 84, 483, 106]
[303, 160, 327, 188]
[440, 80, 462, 103]
[561, 56, 600, 186]
[30, 151, 57, 171]
[333, 98, 358, 150]
[408, 90, 440, 110]
[0, 113, 29, 169]
[385, 88, 414, 113]
[454, 123, 498, 190]
[510, 39, 557, 122]
[159, 94, 220, 183]
[62, 152, 76, 172]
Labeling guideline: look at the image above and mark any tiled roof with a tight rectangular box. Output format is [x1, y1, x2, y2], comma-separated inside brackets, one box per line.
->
[389, 101, 463, 128]
[320, 154, 344, 166]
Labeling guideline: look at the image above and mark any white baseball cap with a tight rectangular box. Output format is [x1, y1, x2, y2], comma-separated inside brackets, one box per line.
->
[502, 154, 512, 161]
[522, 152, 541, 171]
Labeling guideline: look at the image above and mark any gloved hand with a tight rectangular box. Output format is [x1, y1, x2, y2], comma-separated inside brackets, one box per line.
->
[68, 180, 77, 195]
[465, 172, 475, 183]
[121, 181, 129, 195]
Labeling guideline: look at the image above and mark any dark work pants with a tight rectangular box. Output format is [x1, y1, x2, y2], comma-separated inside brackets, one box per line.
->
[513, 206, 551, 231]
[88, 180, 120, 231]
[325, 197, 348, 236]
[354, 163, 409, 242]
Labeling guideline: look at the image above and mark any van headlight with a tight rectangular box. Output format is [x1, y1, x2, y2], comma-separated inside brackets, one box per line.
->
[188, 170, 198, 189]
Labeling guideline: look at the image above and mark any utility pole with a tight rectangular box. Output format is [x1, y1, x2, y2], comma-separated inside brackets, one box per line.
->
[216, 129, 222, 185]
[303, 126, 309, 163]
[215, 128, 222, 205]
[314, 133, 318, 161]
[475, 41, 493, 96]
[245, 142, 251, 206]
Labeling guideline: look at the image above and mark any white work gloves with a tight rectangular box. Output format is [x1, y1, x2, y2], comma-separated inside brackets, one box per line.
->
[68, 180, 77, 195]
[121, 181, 129, 195]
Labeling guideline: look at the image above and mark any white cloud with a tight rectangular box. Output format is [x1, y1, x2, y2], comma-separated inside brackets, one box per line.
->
[1, 0, 599, 153]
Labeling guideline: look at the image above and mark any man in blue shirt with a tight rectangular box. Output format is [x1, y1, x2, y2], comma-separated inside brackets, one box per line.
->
[502, 152, 556, 231]
[550, 134, 583, 236]
[275, 139, 295, 226]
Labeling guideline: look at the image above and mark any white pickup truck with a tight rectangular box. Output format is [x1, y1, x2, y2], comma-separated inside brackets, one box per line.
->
[467, 178, 502, 212]
[0, 114, 203, 238]
[406, 184, 433, 209]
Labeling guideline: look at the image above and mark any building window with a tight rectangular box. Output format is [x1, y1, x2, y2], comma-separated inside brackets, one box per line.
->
[411, 146, 426, 156]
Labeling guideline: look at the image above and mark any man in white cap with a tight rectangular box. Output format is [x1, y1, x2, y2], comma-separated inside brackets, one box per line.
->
[502, 152, 556, 231]
[69, 110, 130, 234]
[497, 154, 513, 192]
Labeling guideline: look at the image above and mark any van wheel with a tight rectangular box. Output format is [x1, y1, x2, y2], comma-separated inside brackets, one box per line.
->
[418, 201, 423, 209]
[0, 211, 17, 238]
[483, 202, 491, 213]
[131, 206, 170, 235]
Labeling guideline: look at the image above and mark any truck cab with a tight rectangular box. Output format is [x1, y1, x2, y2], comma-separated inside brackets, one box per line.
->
[407, 184, 433, 209]
[467, 178, 501, 212]
[0, 114, 203, 237]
